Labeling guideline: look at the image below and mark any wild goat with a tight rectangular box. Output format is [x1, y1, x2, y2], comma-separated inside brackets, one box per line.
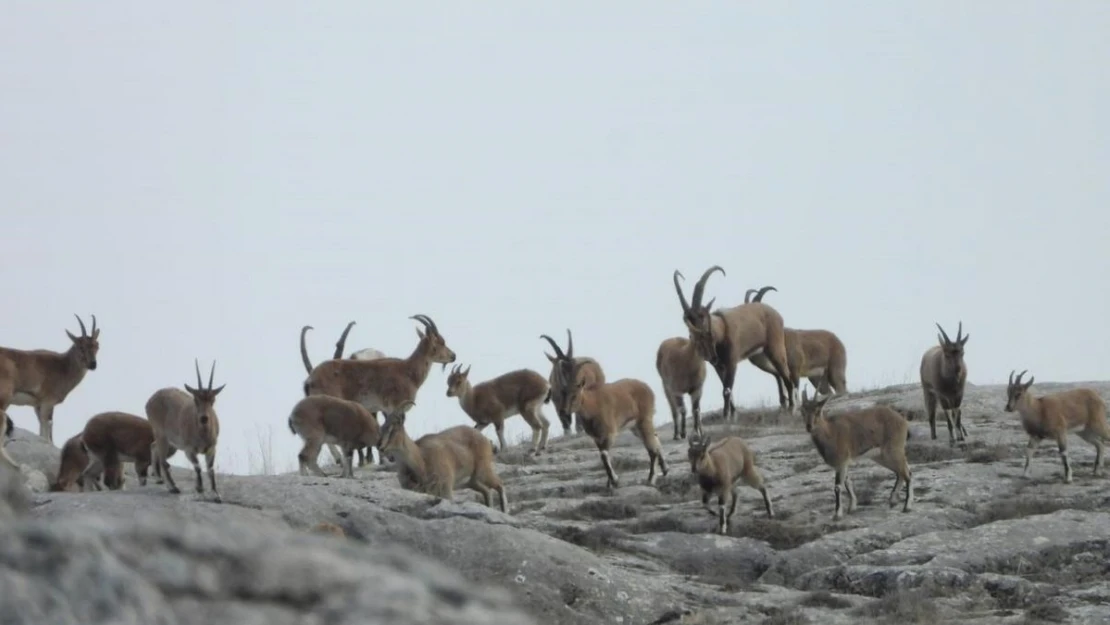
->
[0, 314, 100, 443]
[445, 364, 551, 455]
[674, 267, 793, 418]
[303, 313, 455, 425]
[299, 321, 391, 466]
[1005, 370, 1110, 483]
[541, 330, 606, 435]
[51, 433, 103, 492]
[81, 411, 163, 490]
[744, 285, 849, 406]
[146, 360, 224, 503]
[0, 411, 17, 473]
[800, 387, 913, 520]
[550, 331, 668, 488]
[920, 322, 970, 443]
[655, 335, 706, 440]
[688, 433, 773, 534]
[378, 401, 508, 512]
[288, 394, 380, 478]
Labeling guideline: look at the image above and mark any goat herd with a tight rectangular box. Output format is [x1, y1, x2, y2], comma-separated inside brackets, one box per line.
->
[1, 266, 1108, 532]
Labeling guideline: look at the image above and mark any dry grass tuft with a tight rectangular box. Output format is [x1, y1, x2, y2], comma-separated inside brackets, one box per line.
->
[1024, 602, 1070, 623]
[904, 441, 965, 464]
[551, 523, 627, 552]
[760, 606, 809, 625]
[741, 517, 827, 550]
[853, 589, 938, 623]
[552, 498, 639, 521]
[967, 445, 1011, 464]
[799, 590, 853, 610]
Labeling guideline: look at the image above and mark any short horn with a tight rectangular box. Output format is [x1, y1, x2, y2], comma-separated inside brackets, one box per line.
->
[333, 321, 356, 360]
[565, 328, 574, 360]
[1008, 369, 1015, 386]
[744, 288, 756, 304]
[754, 286, 777, 302]
[936, 323, 952, 345]
[673, 270, 691, 313]
[691, 265, 725, 309]
[539, 334, 565, 360]
[955, 321, 964, 343]
[1015, 369, 1028, 385]
[73, 314, 88, 337]
[90, 314, 98, 335]
[208, 361, 216, 391]
[194, 358, 203, 389]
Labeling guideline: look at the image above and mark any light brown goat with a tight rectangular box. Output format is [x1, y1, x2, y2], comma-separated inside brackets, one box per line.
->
[146, 360, 224, 503]
[1005, 370, 1110, 483]
[541, 330, 606, 435]
[673, 268, 793, 419]
[656, 335, 706, 440]
[800, 388, 913, 520]
[81, 411, 163, 490]
[303, 314, 456, 423]
[51, 433, 103, 492]
[378, 401, 508, 512]
[0, 314, 100, 443]
[688, 433, 773, 534]
[288, 394, 381, 478]
[445, 364, 551, 455]
[920, 322, 970, 443]
[551, 331, 668, 488]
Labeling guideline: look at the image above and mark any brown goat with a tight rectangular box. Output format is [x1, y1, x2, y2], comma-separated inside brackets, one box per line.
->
[51, 433, 101, 492]
[0, 314, 100, 443]
[920, 322, 970, 443]
[541, 330, 606, 435]
[81, 411, 162, 490]
[288, 394, 381, 478]
[656, 336, 706, 440]
[446, 365, 551, 455]
[688, 433, 773, 534]
[1005, 370, 1110, 483]
[146, 360, 224, 503]
[674, 268, 793, 418]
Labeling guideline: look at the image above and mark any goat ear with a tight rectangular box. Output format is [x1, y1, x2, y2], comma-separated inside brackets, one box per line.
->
[66, 330, 79, 342]
[959, 333, 970, 346]
[211, 384, 226, 397]
[184, 384, 198, 394]
[415, 328, 425, 340]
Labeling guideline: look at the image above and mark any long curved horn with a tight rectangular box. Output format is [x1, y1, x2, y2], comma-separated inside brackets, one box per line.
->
[936, 323, 952, 346]
[565, 328, 574, 360]
[300, 325, 315, 374]
[674, 270, 691, 313]
[194, 358, 204, 389]
[333, 321, 356, 359]
[73, 314, 88, 337]
[691, 266, 725, 309]
[753, 286, 777, 303]
[1014, 369, 1028, 385]
[410, 314, 438, 334]
[539, 334, 566, 360]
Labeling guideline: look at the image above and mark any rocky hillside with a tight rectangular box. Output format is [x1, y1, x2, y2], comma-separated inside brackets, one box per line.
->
[4, 381, 1110, 624]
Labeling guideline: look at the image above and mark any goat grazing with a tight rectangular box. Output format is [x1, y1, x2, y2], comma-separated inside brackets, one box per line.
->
[445, 364, 551, 455]
[541, 330, 606, 435]
[378, 401, 508, 512]
[656, 335, 706, 440]
[51, 434, 103, 492]
[0, 314, 100, 443]
[743, 286, 849, 407]
[146, 359, 224, 503]
[920, 322, 970, 443]
[800, 387, 913, 520]
[550, 331, 668, 488]
[81, 411, 162, 490]
[688, 433, 773, 534]
[1005, 370, 1110, 483]
[673, 267, 793, 418]
[288, 394, 381, 478]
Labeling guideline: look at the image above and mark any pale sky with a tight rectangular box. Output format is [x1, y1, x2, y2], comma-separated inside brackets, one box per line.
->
[2, 3, 1107, 474]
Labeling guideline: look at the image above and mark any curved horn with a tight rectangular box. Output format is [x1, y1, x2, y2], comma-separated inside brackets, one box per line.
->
[90, 314, 98, 335]
[410, 314, 438, 334]
[673, 270, 691, 313]
[1015, 369, 1028, 385]
[744, 288, 757, 304]
[565, 328, 574, 360]
[73, 314, 88, 337]
[300, 325, 315, 374]
[333, 321, 356, 360]
[753, 286, 777, 303]
[539, 334, 566, 360]
[462, 364, 471, 377]
[936, 323, 953, 345]
[194, 358, 204, 389]
[691, 265, 725, 309]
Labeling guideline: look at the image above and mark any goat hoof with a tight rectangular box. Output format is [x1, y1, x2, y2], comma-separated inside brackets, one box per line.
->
[212, 495, 222, 504]
[168, 487, 181, 495]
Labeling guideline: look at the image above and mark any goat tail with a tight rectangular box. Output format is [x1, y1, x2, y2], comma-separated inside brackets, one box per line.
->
[544, 388, 552, 404]
[288, 417, 297, 436]
[3, 413, 11, 439]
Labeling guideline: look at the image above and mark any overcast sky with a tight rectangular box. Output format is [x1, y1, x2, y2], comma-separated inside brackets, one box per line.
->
[2, 3, 1107, 474]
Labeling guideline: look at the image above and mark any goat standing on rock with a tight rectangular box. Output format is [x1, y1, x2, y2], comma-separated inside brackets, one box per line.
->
[146, 359, 224, 503]
[445, 364, 551, 455]
[920, 321, 970, 443]
[688, 433, 773, 534]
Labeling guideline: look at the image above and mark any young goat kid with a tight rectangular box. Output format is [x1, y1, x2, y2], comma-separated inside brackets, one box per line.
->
[288, 394, 380, 478]
[920, 322, 970, 443]
[0, 314, 100, 443]
[800, 388, 913, 520]
[81, 411, 163, 489]
[541, 330, 606, 435]
[1005, 370, 1110, 483]
[688, 433, 773, 534]
[378, 401, 508, 513]
[445, 364, 551, 455]
[146, 360, 224, 503]
[52, 434, 103, 492]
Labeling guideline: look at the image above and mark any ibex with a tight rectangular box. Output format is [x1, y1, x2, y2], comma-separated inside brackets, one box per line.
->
[541, 330, 606, 435]
[146, 359, 224, 503]
[299, 321, 390, 466]
[445, 364, 551, 455]
[303, 315, 455, 439]
[673, 267, 793, 418]
[51, 433, 103, 492]
[288, 394, 381, 478]
[550, 330, 668, 488]
[378, 401, 508, 512]
[920, 322, 970, 443]
[80, 411, 163, 490]
[1005, 370, 1110, 483]
[687, 433, 773, 534]
[0, 314, 100, 443]
[656, 335, 706, 440]
[799, 387, 913, 521]
[744, 286, 849, 407]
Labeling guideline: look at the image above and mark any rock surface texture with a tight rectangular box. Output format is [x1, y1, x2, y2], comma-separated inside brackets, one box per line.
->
[4, 381, 1110, 624]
